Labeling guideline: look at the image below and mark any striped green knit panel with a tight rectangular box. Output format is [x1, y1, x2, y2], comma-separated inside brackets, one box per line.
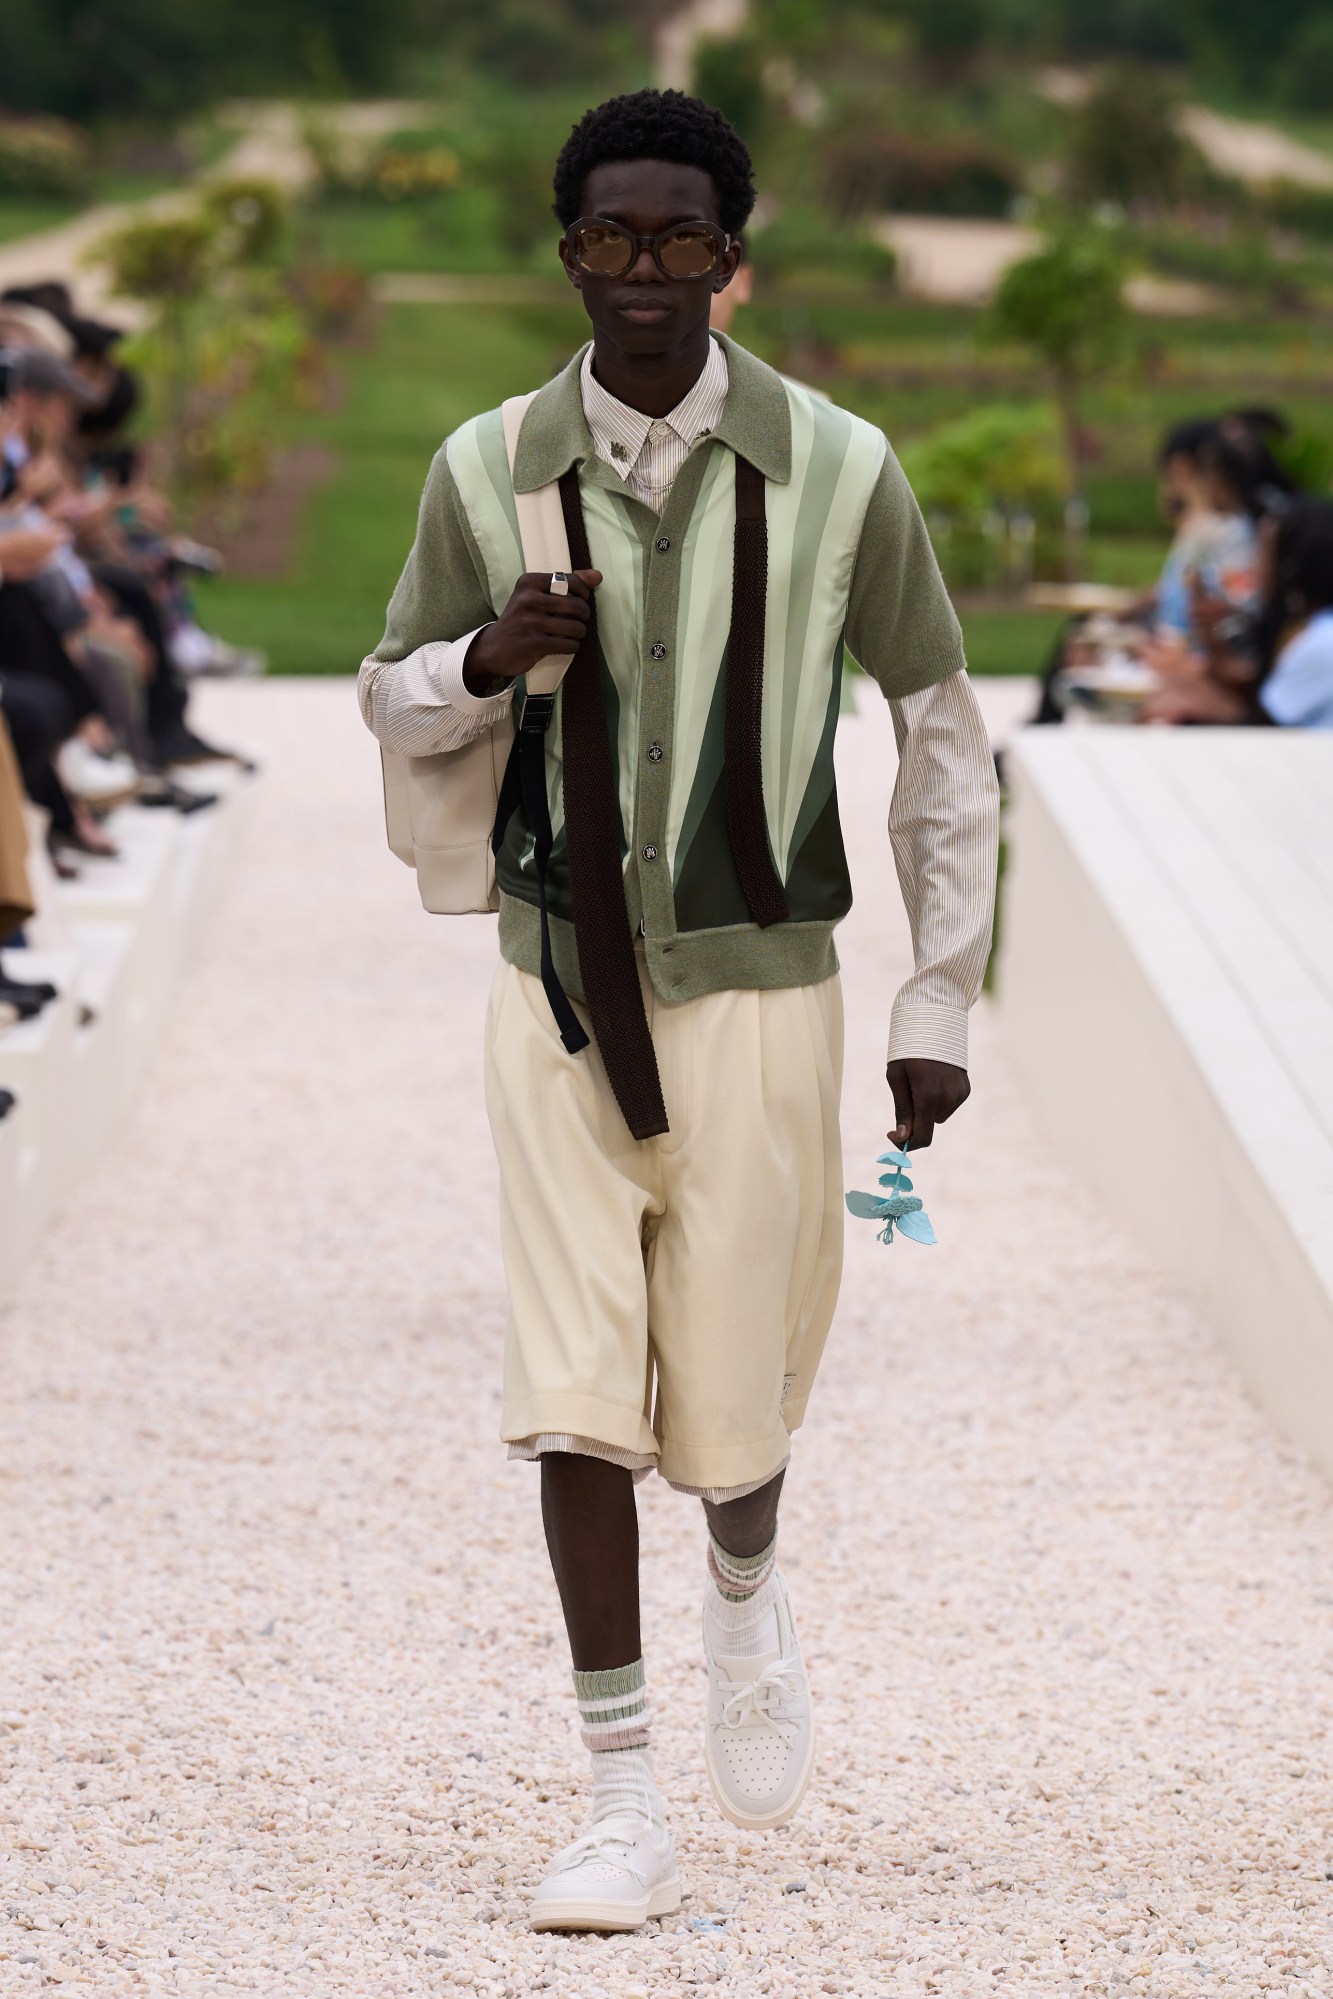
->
[573, 1658, 650, 1753]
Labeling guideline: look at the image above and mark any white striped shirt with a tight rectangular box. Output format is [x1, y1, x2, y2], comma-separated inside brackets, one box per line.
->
[580, 334, 728, 512]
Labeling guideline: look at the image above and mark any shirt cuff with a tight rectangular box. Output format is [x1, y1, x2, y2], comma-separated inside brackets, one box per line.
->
[887, 1001, 969, 1069]
[431, 625, 511, 714]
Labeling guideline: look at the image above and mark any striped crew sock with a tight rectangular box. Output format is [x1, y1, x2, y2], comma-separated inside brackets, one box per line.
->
[574, 1658, 660, 1822]
[708, 1529, 778, 1603]
[706, 1531, 782, 1656]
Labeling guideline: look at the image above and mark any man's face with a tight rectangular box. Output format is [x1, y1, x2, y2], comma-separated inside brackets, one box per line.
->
[560, 157, 741, 357]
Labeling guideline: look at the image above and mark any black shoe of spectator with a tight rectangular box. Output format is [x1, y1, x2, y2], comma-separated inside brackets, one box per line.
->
[138, 777, 219, 814]
[152, 725, 226, 765]
[0, 1088, 16, 1122]
[0, 983, 45, 1021]
[151, 724, 258, 774]
[0, 962, 58, 1004]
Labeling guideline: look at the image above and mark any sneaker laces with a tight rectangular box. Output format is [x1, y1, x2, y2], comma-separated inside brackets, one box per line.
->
[559, 1808, 657, 1872]
[717, 1656, 804, 1736]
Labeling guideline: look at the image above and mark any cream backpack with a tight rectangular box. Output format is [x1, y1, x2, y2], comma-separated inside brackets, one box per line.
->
[379, 390, 575, 913]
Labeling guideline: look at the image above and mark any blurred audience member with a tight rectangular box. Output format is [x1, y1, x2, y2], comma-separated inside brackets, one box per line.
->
[1, 283, 263, 874]
[1140, 499, 1333, 728]
[1038, 408, 1304, 725]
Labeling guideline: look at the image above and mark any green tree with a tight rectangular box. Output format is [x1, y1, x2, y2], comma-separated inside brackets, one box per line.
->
[90, 191, 304, 502]
[92, 211, 221, 489]
[1277, 13, 1333, 114]
[985, 229, 1129, 573]
[0, 0, 417, 119]
[692, 34, 770, 148]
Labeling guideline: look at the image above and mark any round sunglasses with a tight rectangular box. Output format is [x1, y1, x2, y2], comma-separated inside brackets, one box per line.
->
[565, 216, 731, 281]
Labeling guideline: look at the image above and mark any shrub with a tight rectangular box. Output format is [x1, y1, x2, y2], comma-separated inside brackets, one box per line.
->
[287, 259, 371, 334]
[1265, 180, 1333, 245]
[692, 33, 770, 149]
[899, 403, 1066, 526]
[94, 213, 221, 304]
[200, 178, 288, 263]
[1277, 13, 1333, 114]
[0, 115, 91, 199]
[370, 145, 462, 202]
[822, 133, 1021, 220]
[1063, 64, 1197, 210]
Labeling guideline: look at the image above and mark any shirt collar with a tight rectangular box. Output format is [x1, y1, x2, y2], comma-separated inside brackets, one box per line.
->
[511, 333, 793, 493]
[579, 335, 728, 474]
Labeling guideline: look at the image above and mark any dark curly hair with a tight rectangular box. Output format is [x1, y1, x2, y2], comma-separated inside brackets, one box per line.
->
[1259, 496, 1333, 676]
[553, 89, 756, 238]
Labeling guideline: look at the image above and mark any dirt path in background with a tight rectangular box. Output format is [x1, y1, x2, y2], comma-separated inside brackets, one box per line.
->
[1042, 68, 1333, 191]
[0, 101, 423, 319]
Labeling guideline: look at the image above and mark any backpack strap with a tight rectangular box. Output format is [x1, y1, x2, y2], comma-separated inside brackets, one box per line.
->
[491, 392, 589, 1057]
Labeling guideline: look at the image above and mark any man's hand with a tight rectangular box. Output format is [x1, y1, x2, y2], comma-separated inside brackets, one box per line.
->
[463, 568, 602, 694]
[886, 1058, 970, 1151]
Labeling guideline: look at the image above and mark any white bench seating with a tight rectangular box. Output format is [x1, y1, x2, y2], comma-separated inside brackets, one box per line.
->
[998, 728, 1333, 1478]
[0, 768, 254, 1301]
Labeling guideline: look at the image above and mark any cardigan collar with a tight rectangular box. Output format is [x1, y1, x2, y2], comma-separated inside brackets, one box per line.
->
[510, 331, 793, 494]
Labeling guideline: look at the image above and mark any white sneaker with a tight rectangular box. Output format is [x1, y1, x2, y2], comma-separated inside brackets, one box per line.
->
[703, 1568, 816, 1831]
[54, 740, 140, 807]
[530, 1808, 681, 1932]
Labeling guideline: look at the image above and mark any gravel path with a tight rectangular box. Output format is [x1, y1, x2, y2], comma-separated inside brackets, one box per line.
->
[3, 679, 1331, 1997]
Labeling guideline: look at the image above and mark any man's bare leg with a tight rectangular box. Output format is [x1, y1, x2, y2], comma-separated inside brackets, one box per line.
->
[540, 1452, 641, 1670]
[702, 1465, 785, 1557]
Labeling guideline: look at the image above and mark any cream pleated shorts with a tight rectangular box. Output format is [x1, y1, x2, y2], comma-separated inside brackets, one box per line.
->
[484, 953, 845, 1496]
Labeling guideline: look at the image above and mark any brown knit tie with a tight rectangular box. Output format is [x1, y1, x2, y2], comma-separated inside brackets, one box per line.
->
[552, 454, 788, 1143]
[558, 469, 669, 1142]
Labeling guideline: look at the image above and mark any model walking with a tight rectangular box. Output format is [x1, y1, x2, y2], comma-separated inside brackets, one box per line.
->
[359, 89, 999, 1932]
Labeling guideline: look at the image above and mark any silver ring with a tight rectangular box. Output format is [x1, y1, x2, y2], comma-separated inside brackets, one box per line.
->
[549, 571, 569, 597]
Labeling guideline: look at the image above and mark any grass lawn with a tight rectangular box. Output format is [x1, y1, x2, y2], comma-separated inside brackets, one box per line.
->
[0, 196, 82, 244]
[958, 609, 1063, 678]
[201, 300, 586, 674]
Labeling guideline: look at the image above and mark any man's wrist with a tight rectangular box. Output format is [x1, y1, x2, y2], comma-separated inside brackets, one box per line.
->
[430, 627, 513, 714]
[461, 626, 514, 698]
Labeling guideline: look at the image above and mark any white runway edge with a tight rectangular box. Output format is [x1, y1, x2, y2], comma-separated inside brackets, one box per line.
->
[0, 763, 255, 1302]
[999, 727, 1333, 1482]
[1, 677, 1330, 1996]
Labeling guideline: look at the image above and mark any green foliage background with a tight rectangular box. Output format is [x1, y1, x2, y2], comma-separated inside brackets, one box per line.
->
[4, 0, 1333, 119]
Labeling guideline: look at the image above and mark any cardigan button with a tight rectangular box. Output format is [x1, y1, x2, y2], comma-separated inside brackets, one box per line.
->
[647, 741, 664, 763]
[642, 844, 658, 862]
[655, 535, 671, 553]
[650, 641, 668, 660]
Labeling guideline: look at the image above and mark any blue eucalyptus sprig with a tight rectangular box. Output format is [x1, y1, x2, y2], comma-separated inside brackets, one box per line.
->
[845, 1146, 936, 1247]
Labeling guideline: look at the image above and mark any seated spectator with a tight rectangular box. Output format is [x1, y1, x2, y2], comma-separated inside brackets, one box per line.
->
[1139, 499, 1333, 728]
[2, 303, 259, 857]
[1151, 419, 1253, 645]
[1037, 410, 1301, 724]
